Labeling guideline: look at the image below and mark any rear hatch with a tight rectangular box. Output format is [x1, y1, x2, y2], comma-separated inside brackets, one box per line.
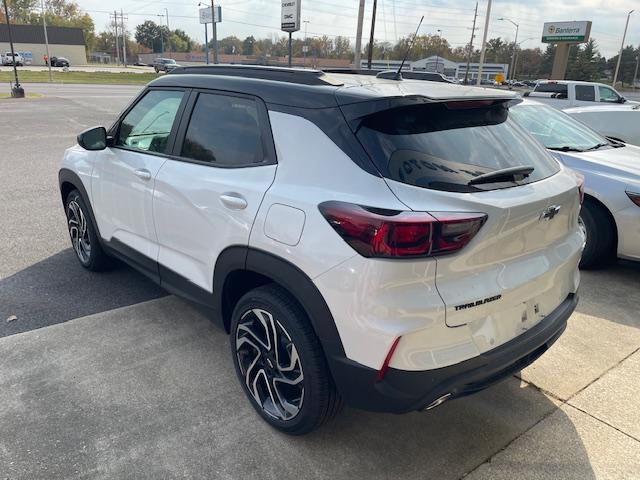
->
[346, 98, 582, 329]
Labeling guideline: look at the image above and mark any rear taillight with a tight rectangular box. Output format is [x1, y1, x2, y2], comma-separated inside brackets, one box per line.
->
[626, 191, 640, 207]
[318, 201, 487, 258]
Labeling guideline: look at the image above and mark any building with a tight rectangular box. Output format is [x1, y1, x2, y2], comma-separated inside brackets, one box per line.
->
[0, 24, 86, 66]
[411, 56, 509, 81]
[360, 56, 509, 82]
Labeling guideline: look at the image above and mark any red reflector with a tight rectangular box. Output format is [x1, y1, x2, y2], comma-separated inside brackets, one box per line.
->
[376, 336, 401, 383]
[319, 201, 487, 258]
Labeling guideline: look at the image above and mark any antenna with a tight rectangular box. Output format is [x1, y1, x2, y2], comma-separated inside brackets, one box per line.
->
[397, 15, 424, 77]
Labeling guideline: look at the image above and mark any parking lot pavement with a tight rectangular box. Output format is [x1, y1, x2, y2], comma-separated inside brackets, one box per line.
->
[0, 85, 162, 337]
[0, 262, 639, 480]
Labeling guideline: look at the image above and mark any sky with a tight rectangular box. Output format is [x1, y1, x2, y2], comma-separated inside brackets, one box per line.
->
[76, 0, 640, 59]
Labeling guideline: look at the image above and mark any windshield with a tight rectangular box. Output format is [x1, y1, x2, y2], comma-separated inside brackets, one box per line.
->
[355, 101, 560, 192]
[510, 103, 610, 151]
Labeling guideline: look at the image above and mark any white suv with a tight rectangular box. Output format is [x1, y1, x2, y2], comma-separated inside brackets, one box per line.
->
[59, 66, 583, 434]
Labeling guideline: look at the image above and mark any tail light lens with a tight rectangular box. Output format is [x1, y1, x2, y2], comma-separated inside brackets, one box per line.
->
[318, 201, 487, 258]
[626, 191, 640, 207]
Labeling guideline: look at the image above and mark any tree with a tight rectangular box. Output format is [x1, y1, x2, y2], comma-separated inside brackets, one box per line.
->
[219, 35, 242, 55]
[135, 20, 169, 53]
[171, 29, 193, 52]
[242, 35, 256, 55]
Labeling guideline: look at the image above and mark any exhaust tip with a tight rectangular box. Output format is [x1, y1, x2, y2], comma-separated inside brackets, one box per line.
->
[424, 393, 452, 411]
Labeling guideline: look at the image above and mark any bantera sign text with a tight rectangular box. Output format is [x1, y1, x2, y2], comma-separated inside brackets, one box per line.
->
[542, 21, 592, 43]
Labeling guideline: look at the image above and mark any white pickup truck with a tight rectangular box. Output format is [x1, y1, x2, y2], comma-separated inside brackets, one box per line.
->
[524, 80, 638, 109]
[1, 52, 24, 66]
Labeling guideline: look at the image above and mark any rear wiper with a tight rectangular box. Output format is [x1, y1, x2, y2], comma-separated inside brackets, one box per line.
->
[548, 146, 585, 152]
[468, 166, 534, 186]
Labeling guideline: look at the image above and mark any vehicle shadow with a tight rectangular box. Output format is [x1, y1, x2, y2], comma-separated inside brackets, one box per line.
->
[0, 248, 166, 338]
[577, 260, 640, 329]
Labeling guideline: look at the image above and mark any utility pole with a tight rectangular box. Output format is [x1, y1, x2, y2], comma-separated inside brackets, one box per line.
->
[204, 23, 209, 64]
[435, 29, 442, 73]
[2, 0, 24, 97]
[613, 10, 634, 86]
[633, 55, 639, 90]
[164, 8, 171, 58]
[354, 0, 365, 69]
[464, 2, 478, 85]
[303, 20, 309, 66]
[121, 9, 127, 67]
[41, 0, 52, 81]
[476, 0, 492, 85]
[211, 0, 218, 63]
[367, 0, 377, 69]
[113, 10, 120, 65]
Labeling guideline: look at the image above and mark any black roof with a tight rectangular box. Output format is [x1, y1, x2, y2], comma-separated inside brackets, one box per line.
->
[150, 65, 517, 109]
[0, 24, 85, 46]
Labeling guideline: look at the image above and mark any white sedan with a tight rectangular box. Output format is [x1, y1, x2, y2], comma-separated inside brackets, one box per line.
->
[511, 100, 640, 268]
[564, 103, 640, 147]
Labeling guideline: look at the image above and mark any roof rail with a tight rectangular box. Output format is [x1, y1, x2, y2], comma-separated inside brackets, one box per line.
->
[169, 64, 344, 86]
[322, 68, 453, 83]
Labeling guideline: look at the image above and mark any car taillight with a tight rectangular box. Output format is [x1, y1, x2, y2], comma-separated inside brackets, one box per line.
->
[318, 201, 487, 258]
[626, 191, 640, 207]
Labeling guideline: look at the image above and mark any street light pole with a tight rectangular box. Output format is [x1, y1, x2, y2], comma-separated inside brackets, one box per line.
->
[464, 2, 478, 85]
[354, 0, 365, 69]
[303, 20, 309, 67]
[633, 55, 639, 90]
[476, 0, 492, 85]
[435, 29, 442, 73]
[367, 0, 377, 69]
[2, 0, 23, 97]
[498, 18, 519, 81]
[40, 0, 52, 81]
[613, 10, 634, 86]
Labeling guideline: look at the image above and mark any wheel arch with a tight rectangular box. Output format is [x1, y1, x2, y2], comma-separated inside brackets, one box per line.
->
[213, 247, 346, 362]
[58, 168, 101, 238]
[583, 193, 619, 252]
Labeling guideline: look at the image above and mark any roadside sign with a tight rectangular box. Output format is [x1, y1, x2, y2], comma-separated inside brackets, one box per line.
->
[542, 21, 591, 43]
[495, 73, 504, 84]
[199, 5, 222, 24]
[281, 0, 301, 32]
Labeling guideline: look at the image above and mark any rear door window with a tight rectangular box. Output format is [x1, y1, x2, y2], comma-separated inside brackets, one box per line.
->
[179, 92, 266, 167]
[355, 101, 560, 192]
[575, 85, 596, 101]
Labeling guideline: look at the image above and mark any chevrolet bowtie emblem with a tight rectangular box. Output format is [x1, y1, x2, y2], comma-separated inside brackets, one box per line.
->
[540, 205, 561, 221]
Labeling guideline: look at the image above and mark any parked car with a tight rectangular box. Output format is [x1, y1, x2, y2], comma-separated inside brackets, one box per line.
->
[525, 80, 638, 109]
[59, 66, 582, 434]
[153, 58, 180, 73]
[2, 52, 24, 66]
[49, 56, 70, 67]
[511, 100, 640, 267]
[564, 103, 640, 147]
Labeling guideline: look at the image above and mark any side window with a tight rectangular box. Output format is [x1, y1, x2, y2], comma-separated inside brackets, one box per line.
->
[117, 90, 184, 154]
[598, 86, 620, 103]
[180, 93, 264, 166]
[575, 85, 595, 101]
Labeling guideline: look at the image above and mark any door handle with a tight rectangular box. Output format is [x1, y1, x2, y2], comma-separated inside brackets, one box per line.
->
[134, 168, 152, 181]
[220, 193, 248, 210]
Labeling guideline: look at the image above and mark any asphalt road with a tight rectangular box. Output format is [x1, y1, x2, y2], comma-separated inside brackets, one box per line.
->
[0, 83, 162, 337]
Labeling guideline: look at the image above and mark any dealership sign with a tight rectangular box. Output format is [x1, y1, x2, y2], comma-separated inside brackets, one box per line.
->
[542, 21, 591, 43]
[281, 0, 301, 32]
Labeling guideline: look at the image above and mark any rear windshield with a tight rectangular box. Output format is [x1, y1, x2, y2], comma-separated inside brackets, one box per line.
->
[534, 83, 568, 95]
[355, 101, 560, 192]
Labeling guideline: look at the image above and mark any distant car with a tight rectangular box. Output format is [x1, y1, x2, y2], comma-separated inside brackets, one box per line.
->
[511, 100, 640, 268]
[525, 80, 638, 109]
[50, 57, 70, 67]
[2, 52, 24, 66]
[564, 103, 640, 147]
[153, 58, 180, 73]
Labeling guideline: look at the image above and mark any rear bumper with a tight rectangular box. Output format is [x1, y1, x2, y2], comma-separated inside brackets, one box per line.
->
[329, 293, 577, 413]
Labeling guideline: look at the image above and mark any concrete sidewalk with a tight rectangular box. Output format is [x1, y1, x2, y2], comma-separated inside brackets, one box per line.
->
[1, 264, 639, 479]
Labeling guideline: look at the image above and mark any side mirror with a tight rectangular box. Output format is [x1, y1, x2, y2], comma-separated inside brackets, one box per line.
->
[618, 96, 626, 104]
[77, 126, 108, 151]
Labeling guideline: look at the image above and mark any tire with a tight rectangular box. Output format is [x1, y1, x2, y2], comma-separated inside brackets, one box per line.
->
[579, 199, 615, 269]
[230, 284, 342, 435]
[64, 189, 112, 271]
